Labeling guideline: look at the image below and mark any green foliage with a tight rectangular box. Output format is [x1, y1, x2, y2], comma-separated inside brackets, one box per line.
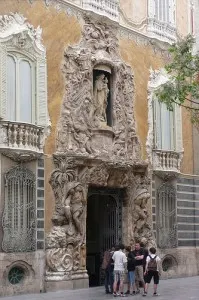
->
[155, 35, 199, 124]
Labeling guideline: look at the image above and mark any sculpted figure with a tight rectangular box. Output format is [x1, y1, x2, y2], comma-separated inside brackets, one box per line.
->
[62, 181, 86, 240]
[93, 74, 109, 123]
[132, 188, 150, 240]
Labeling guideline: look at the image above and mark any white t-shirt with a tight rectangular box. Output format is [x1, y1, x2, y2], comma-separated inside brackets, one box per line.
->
[112, 250, 127, 271]
[146, 253, 161, 271]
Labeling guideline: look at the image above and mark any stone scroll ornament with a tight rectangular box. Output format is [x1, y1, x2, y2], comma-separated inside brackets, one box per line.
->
[57, 15, 141, 162]
[46, 157, 89, 273]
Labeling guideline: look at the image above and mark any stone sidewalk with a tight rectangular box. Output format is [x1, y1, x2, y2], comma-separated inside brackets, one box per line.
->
[1, 276, 199, 300]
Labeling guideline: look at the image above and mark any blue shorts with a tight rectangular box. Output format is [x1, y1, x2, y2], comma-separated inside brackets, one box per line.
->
[128, 271, 135, 284]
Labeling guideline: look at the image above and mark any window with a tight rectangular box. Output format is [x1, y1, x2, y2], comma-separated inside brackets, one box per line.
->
[2, 166, 36, 252]
[153, 100, 175, 150]
[7, 54, 35, 123]
[156, 182, 177, 248]
[147, 0, 176, 42]
[0, 13, 48, 127]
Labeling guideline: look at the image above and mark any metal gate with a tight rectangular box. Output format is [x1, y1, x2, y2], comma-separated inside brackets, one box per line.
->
[87, 187, 123, 286]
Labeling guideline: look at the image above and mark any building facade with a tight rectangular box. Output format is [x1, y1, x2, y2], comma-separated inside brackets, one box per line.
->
[0, 0, 198, 296]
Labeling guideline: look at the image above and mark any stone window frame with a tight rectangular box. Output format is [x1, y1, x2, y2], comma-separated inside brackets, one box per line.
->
[147, 68, 183, 157]
[0, 13, 48, 127]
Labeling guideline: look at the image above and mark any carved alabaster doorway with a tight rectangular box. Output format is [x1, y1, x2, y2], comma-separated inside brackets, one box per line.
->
[45, 15, 155, 291]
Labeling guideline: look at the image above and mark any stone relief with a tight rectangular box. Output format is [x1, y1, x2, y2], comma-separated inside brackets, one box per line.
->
[46, 157, 89, 275]
[57, 15, 140, 161]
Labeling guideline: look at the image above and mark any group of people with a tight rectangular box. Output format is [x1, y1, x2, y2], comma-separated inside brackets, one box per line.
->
[101, 242, 161, 297]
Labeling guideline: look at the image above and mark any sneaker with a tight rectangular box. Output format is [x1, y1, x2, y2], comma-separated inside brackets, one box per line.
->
[153, 293, 159, 296]
[135, 290, 140, 294]
[120, 294, 126, 297]
[143, 292, 147, 297]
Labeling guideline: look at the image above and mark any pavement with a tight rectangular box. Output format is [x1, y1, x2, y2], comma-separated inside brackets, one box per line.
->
[1, 276, 199, 300]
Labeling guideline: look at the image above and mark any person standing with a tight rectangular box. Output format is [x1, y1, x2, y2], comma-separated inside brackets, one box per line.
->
[102, 248, 114, 294]
[127, 246, 136, 295]
[112, 244, 127, 297]
[143, 247, 161, 297]
[132, 242, 145, 294]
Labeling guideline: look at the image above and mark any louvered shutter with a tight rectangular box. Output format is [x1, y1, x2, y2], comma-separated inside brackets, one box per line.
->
[148, 0, 156, 18]
[36, 58, 47, 126]
[0, 45, 7, 119]
[174, 105, 183, 152]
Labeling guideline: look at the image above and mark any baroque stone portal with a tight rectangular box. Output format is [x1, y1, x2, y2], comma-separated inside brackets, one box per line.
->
[46, 14, 155, 288]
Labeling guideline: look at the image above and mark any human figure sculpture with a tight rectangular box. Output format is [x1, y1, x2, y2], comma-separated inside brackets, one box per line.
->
[93, 73, 109, 123]
[62, 181, 86, 239]
[132, 188, 150, 240]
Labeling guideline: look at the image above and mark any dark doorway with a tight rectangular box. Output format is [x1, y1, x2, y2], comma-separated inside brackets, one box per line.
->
[86, 187, 123, 287]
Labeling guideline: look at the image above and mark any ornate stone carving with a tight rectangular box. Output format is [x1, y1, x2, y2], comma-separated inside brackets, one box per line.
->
[0, 13, 45, 55]
[46, 157, 89, 275]
[130, 186, 156, 248]
[93, 74, 109, 124]
[57, 15, 140, 162]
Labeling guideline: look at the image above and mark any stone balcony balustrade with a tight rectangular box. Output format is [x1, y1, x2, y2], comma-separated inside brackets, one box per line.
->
[152, 149, 183, 174]
[82, 0, 119, 22]
[0, 121, 45, 161]
[147, 18, 177, 43]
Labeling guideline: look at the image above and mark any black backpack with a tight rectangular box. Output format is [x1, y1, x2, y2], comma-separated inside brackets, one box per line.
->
[148, 255, 157, 271]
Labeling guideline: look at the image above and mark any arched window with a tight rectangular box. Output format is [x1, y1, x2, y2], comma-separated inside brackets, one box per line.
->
[0, 13, 48, 127]
[7, 55, 35, 123]
[2, 166, 36, 252]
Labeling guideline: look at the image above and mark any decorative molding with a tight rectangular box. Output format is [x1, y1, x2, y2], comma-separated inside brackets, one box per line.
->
[0, 13, 45, 56]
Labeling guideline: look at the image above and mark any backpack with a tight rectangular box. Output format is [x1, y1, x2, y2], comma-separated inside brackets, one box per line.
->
[147, 255, 157, 271]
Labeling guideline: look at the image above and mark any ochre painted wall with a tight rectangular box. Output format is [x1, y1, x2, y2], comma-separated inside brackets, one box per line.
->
[119, 39, 163, 159]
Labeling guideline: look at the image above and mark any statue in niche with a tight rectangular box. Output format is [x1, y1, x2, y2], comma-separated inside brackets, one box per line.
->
[93, 73, 109, 123]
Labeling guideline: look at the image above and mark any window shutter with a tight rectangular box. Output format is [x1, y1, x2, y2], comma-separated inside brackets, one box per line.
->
[0, 45, 7, 119]
[36, 58, 48, 126]
[174, 105, 183, 152]
[148, 0, 156, 18]
[153, 99, 162, 149]
[169, 0, 176, 24]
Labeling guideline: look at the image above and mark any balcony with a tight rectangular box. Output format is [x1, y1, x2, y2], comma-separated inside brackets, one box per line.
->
[0, 121, 45, 161]
[82, 0, 119, 22]
[152, 150, 183, 174]
[147, 18, 177, 43]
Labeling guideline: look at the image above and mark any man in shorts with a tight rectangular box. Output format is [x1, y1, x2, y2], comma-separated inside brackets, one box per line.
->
[112, 244, 127, 297]
[143, 247, 161, 297]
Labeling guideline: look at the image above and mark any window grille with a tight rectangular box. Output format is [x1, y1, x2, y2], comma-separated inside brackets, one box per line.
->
[2, 166, 36, 252]
[156, 182, 177, 248]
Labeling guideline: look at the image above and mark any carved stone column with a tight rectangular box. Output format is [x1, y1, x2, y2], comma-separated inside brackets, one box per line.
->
[45, 157, 90, 290]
